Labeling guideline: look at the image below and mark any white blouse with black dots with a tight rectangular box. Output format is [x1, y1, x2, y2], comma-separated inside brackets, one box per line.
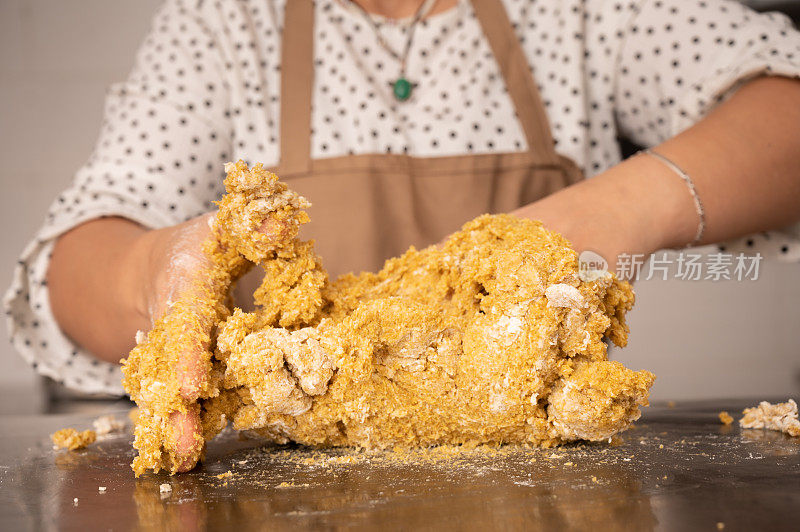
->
[4, 0, 800, 395]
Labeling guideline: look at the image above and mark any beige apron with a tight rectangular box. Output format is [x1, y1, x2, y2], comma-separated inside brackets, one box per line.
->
[272, 0, 583, 278]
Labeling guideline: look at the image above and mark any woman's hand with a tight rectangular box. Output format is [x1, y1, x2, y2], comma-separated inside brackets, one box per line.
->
[51, 214, 220, 470]
[51, 211, 290, 470]
[135, 215, 220, 471]
[513, 152, 698, 272]
[136, 214, 218, 400]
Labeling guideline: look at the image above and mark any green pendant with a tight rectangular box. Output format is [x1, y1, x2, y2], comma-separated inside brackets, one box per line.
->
[393, 78, 412, 101]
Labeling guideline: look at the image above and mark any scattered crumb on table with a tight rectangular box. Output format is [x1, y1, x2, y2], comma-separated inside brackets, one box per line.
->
[739, 399, 800, 437]
[275, 481, 309, 488]
[92, 415, 125, 436]
[51, 428, 97, 451]
[718, 411, 734, 425]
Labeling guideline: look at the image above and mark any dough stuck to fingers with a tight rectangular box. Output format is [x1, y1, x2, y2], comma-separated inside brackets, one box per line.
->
[123, 160, 655, 476]
[121, 162, 313, 476]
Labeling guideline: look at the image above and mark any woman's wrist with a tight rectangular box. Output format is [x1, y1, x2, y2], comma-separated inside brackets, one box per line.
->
[601, 152, 700, 253]
[513, 153, 700, 268]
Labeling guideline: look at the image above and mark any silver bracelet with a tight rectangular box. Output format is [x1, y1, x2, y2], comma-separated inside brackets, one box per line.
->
[641, 148, 706, 248]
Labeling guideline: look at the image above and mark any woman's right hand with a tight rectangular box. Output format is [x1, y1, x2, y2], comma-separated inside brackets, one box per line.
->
[135, 213, 218, 399]
[50, 213, 220, 470]
[134, 210, 298, 470]
[131, 213, 219, 471]
[51, 208, 289, 471]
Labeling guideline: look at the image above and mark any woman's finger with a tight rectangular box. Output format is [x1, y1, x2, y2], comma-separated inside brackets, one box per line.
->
[168, 408, 203, 473]
[257, 215, 293, 243]
[175, 337, 208, 402]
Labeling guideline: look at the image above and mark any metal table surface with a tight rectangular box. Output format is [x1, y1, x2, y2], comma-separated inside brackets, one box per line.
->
[1, 399, 798, 531]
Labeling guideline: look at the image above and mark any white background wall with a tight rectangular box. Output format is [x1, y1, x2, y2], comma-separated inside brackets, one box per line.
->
[0, 0, 162, 406]
[0, 0, 798, 406]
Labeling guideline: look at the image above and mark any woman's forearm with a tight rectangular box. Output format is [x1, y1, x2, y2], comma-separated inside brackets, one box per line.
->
[48, 217, 152, 363]
[516, 76, 800, 265]
[656, 75, 800, 244]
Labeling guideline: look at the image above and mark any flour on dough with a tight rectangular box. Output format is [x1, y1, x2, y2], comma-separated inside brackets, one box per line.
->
[122, 161, 655, 476]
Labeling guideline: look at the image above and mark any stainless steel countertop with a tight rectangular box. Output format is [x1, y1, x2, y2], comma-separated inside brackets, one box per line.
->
[1, 399, 798, 531]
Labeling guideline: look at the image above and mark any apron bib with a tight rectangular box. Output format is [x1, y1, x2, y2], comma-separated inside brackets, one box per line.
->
[271, 0, 583, 278]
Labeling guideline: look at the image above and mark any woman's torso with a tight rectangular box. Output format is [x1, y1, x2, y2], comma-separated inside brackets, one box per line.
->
[199, 0, 627, 178]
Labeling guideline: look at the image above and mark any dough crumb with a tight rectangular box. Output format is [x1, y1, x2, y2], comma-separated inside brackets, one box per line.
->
[98, 486, 106, 493]
[739, 399, 800, 437]
[718, 411, 734, 425]
[51, 428, 97, 450]
[545, 283, 584, 309]
[159, 483, 172, 494]
[93, 415, 125, 436]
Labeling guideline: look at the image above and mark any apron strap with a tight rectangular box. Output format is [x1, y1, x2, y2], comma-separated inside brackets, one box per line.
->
[278, 0, 314, 176]
[278, 0, 560, 173]
[471, 0, 559, 164]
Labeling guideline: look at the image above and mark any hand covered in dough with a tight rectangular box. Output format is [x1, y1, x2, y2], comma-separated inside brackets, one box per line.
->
[122, 162, 313, 475]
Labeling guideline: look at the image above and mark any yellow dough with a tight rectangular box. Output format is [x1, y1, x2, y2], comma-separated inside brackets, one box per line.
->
[739, 399, 800, 436]
[52, 428, 97, 451]
[122, 161, 655, 476]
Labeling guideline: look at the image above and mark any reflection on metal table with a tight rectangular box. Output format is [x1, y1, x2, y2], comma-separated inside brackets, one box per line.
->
[1, 399, 798, 531]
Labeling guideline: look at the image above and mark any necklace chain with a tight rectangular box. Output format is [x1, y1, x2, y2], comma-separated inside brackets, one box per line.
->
[348, 0, 436, 69]
[345, 0, 438, 101]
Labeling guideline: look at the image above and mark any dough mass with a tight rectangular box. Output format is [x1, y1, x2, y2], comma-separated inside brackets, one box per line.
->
[122, 161, 655, 476]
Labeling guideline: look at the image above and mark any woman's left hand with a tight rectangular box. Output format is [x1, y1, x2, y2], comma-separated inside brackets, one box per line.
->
[512, 152, 698, 272]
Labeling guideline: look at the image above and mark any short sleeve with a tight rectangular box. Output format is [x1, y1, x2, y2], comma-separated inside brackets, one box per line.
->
[3, 0, 233, 395]
[612, 0, 800, 147]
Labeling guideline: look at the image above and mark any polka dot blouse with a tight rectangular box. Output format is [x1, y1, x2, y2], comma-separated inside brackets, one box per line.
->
[4, 0, 800, 395]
